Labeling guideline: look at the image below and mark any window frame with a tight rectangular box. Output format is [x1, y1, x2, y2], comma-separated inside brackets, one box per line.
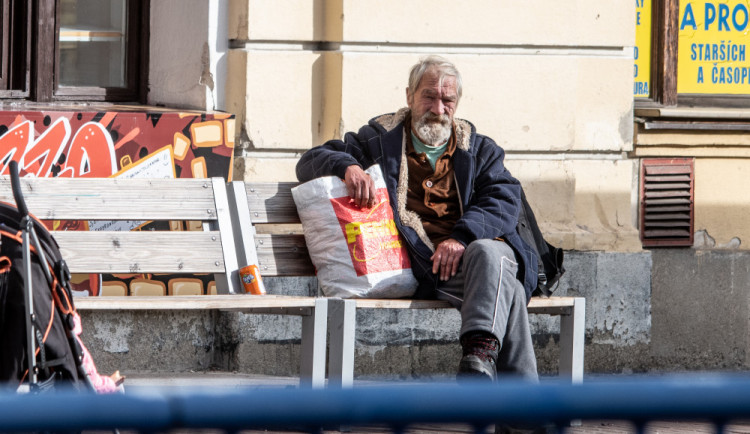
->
[0, 0, 148, 103]
[636, 0, 677, 107]
[0, 0, 32, 99]
[0, 1, 9, 91]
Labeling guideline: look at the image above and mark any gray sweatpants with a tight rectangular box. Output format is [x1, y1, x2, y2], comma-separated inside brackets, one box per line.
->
[436, 239, 538, 380]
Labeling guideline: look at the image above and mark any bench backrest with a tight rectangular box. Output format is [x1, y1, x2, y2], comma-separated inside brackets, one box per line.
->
[228, 181, 314, 277]
[0, 177, 241, 294]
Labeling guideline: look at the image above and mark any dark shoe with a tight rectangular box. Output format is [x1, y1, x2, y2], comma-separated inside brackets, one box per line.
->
[457, 353, 496, 381]
[457, 331, 500, 382]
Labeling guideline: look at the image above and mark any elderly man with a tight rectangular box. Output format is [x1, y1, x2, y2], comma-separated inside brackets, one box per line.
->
[296, 55, 538, 382]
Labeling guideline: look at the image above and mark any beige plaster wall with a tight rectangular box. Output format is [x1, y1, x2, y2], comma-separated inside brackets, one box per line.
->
[508, 159, 641, 252]
[636, 127, 750, 148]
[227, 0, 638, 252]
[229, 0, 340, 41]
[226, 50, 341, 151]
[231, 0, 633, 47]
[694, 159, 750, 248]
[636, 126, 750, 250]
[150, 0, 212, 109]
[233, 155, 643, 252]
[337, 53, 633, 153]
[235, 155, 300, 183]
[339, 0, 632, 46]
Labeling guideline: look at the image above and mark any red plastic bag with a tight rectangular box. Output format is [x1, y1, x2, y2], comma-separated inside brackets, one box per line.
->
[292, 165, 417, 298]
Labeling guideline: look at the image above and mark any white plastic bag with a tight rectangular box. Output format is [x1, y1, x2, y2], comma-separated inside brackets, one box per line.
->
[292, 165, 417, 298]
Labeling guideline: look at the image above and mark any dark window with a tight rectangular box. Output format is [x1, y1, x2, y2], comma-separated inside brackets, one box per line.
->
[0, 0, 31, 98]
[0, 0, 147, 103]
[639, 158, 695, 247]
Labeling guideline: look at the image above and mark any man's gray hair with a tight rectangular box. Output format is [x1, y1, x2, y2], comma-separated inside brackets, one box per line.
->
[407, 55, 463, 100]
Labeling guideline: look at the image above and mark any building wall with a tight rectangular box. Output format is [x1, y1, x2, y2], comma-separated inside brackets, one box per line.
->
[226, 0, 639, 254]
[149, 0, 228, 111]
[636, 128, 750, 248]
[104, 0, 724, 377]
[122, 1, 750, 377]
[631, 122, 750, 368]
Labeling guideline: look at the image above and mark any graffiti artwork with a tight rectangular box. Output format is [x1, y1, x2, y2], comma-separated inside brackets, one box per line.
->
[0, 110, 234, 180]
[0, 109, 235, 296]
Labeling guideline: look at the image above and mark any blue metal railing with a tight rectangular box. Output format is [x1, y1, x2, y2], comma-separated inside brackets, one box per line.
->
[2, 374, 750, 432]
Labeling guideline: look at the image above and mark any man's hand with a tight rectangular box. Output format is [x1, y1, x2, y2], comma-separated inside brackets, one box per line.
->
[431, 238, 465, 281]
[344, 165, 378, 208]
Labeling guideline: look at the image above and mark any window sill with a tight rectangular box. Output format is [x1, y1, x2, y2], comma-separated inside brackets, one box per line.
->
[635, 106, 750, 120]
[635, 107, 750, 132]
[0, 101, 220, 115]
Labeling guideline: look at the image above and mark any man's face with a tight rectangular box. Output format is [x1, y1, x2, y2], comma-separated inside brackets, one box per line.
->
[407, 69, 458, 146]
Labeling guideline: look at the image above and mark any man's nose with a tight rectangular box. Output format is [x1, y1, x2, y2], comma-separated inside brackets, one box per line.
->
[431, 98, 444, 115]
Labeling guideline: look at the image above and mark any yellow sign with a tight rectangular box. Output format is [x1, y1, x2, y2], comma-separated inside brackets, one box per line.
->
[635, 0, 652, 98]
[678, 1, 750, 94]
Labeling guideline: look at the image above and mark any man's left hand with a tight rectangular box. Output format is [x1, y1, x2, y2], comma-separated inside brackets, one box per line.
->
[431, 238, 465, 281]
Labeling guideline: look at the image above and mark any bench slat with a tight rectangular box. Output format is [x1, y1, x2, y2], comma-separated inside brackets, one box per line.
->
[255, 233, 315, 276]
[75, 294, 575, 316]
[54, 231, 226, 273]
[75, 295, 317, 312]
[244, 182, 301, 224]
[354, 297, 576, 315]
[527, 297, 577, 315]
[0, 178, 219, 221]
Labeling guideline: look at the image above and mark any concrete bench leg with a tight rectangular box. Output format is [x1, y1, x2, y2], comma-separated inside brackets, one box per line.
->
[327, 299, 356, 388]
[300, 298, 329, 388]
[558, 297, 585, 383]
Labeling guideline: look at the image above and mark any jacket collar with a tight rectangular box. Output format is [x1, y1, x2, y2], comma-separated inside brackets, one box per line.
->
[370, 108, 475, 252]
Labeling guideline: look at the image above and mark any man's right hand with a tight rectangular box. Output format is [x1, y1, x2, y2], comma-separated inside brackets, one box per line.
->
[344, 165, 377, 208]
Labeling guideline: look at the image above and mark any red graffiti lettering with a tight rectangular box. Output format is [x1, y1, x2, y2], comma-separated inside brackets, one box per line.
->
[0, 121, 31, 175]
[0, 119, 116, 178]
[58, 122, 116, 178]
[19, 118, 70, 177]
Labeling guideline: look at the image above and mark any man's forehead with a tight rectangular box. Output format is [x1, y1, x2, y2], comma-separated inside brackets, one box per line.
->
[418, 73, 457, 93]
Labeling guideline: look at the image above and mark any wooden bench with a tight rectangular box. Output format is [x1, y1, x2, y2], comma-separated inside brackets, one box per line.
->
[228, 181, 585, 386]
[0, 177, 328, 387]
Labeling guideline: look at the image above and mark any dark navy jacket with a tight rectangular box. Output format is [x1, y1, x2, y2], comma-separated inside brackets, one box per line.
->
[296, 108, 537, 303]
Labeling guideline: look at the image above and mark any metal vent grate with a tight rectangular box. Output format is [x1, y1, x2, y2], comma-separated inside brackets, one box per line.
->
[639, 158, 694, 247]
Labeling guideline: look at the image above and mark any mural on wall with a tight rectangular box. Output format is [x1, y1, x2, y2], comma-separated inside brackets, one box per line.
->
[0, 109, 235, 296]
[0, 110, 234, 180]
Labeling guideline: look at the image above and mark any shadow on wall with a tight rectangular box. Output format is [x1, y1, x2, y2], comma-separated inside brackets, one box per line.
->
[311, 53, 343, 146]
[519, 178, 640, 252]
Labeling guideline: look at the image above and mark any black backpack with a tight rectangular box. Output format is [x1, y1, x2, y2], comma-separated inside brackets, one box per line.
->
[516, 188, 565, 297]
[0, 203, 88, 389]
[0, 161, 92, 391]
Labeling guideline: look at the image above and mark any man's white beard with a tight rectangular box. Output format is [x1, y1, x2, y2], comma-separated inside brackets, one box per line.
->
[414, 112, 452, 146]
